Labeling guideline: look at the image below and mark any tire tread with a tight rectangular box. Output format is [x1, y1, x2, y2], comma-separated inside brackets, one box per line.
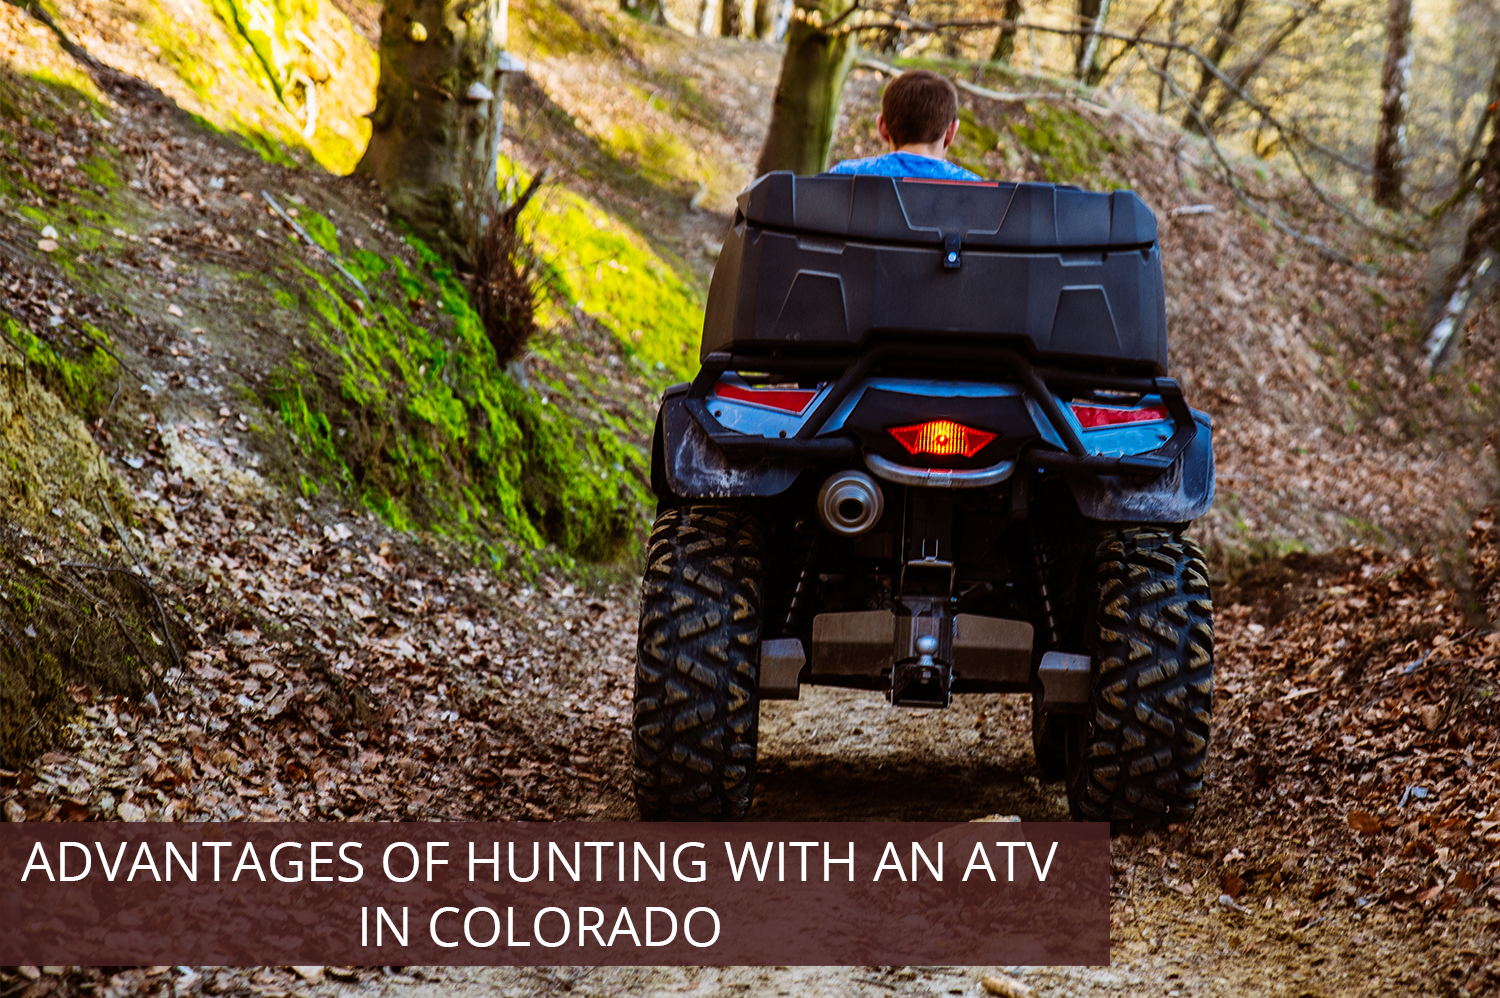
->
[633, 505, 763, 821]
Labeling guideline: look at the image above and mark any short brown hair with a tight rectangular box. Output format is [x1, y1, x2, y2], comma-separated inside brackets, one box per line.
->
[881, 70, 960, 147]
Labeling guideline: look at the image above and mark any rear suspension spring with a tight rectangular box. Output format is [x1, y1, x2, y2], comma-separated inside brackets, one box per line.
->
[1032, 539, 1061, 649]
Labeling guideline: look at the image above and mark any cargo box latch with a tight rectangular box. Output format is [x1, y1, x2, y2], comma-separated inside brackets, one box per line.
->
[943, 233, 962, 269]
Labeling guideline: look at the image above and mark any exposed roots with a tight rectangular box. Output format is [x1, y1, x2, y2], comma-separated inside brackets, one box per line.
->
[0, 527, 187, 768]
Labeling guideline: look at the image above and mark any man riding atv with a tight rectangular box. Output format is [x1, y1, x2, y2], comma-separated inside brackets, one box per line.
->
[633, 72, 1215, 829]
[827, 70, 981, 183]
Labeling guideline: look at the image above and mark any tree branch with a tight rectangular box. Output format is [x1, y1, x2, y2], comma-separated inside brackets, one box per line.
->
[1201, 0, 1324, 131]
[1135, 38, 1371, 273]
[844, 10, 1374, 176]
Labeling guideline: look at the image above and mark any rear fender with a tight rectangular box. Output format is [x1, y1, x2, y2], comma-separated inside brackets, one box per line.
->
[1064, 411, 1215, 522]
[654, 395, 804, 499]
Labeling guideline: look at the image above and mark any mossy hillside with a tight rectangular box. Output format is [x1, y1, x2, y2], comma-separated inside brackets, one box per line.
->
[507, 161, 705, 380]
[1008, 104, 1120, 185]
[1, 316, 120, 419]
[164, 0, 377, 172]
[264, 216, 655, 565]
[507, 0, 750, 212]
[950, 108, 1002, 178]
[20, 0, 377, 172]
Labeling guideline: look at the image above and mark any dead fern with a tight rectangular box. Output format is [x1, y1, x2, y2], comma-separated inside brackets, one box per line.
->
[474, 169, 547, 365]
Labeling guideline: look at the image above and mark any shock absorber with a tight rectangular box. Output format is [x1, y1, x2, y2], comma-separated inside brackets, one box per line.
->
[1032, 538, 1061, 649]
[782, 526, 820, 633]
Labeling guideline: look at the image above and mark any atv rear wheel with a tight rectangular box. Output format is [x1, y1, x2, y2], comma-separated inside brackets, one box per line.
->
[632, 505, 765, 820]
[1066, 527, 1214, 827]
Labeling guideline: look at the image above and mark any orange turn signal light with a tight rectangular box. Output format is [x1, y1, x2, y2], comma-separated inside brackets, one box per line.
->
[887, 420, 996, 458]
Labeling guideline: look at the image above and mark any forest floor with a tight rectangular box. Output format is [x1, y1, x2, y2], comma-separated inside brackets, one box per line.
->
[1, 0, 1500, 995]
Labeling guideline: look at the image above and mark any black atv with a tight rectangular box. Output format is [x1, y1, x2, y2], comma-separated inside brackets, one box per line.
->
[632, 173, 1214, 826]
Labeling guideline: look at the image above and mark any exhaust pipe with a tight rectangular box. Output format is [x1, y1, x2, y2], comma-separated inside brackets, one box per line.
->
[817, 470, 885, 536]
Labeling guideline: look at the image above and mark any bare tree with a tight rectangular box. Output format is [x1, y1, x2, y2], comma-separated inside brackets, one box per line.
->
[1075, 0, 1108, 81]
[1201, 0, 1323, 131]
[990, 0, 1024, 62]
[1181, 0, 1248, 133]
[753, 0, 777, 37]
[1425, 53, 1500, 367]
[721, 0, 744, 35]
[1156, 0, 1187, 113]
[1372, 0, 1413, 209]
[621, 0, 667, 26]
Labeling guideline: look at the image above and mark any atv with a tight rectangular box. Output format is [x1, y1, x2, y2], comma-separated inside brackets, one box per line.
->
[632, 173, 1214, 826]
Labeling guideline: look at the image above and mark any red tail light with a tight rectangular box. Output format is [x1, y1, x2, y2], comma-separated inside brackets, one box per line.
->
[887, 420, 996, 458]
[713, 381, 818, 414]
[1070, 403, 1170, 429]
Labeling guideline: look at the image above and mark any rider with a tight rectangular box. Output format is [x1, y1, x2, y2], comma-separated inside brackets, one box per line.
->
[827, 70, 981, 181]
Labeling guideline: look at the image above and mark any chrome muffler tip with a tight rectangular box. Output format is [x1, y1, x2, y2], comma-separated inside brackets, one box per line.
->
[817, 470, 885, 536]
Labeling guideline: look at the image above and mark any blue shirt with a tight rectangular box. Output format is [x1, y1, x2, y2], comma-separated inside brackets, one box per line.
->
[826, 151, 982, 182]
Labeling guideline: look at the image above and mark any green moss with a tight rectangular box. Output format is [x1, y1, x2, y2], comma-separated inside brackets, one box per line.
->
[506, 159, 704, 379]
[603, 121, 705, 192]
[2, 316, 119, 418]
[512, 0, 608, 58]
[950, 108, 1001, 179]
[1009, 105, 1116, 184]
[301, 212, 341, 254]
[80, 152, 121, 189]
[264, 229, 654, 566]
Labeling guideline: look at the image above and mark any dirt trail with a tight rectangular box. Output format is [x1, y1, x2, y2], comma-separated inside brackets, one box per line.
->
[189, 666, 1474, 998]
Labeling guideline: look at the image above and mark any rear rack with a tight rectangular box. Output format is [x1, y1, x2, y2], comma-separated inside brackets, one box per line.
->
[683, 344, 1197, 479]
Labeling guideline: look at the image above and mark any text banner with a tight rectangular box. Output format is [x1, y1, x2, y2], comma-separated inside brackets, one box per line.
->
[1, 822, 1109, 966]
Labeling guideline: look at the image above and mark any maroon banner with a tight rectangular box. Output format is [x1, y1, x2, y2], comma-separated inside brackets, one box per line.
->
[0, 822, 1108, 966]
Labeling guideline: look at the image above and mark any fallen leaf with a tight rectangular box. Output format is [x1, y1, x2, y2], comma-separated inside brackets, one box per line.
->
[1347, 811, 1382, 835]
[1418, 704, 1443, 731]
[37, 238, 58, 253]
[1221, 871, 1246, 899]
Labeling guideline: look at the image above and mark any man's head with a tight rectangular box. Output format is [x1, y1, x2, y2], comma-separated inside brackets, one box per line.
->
[877, 70, 961, 155]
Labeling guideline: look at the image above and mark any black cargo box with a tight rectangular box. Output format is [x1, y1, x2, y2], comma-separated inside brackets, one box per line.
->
[701, 172, 1170, 374]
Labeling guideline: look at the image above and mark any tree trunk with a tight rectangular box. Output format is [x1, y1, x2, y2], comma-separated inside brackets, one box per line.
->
[1074, 0, 1102, 79]
[1372, 0, 1413, 209]
[1424, 53, 1500, 368]
[753, 0, 775, 37]
[621, 0, 667, 26]
[720, 0, 743, 37]
[357, 0, 510, 264]
[1156, 0, 1186, 113]
[1181, 0, 1248, 133]
[990, 0, 1023, 63]
[754, 0, 855, 176]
